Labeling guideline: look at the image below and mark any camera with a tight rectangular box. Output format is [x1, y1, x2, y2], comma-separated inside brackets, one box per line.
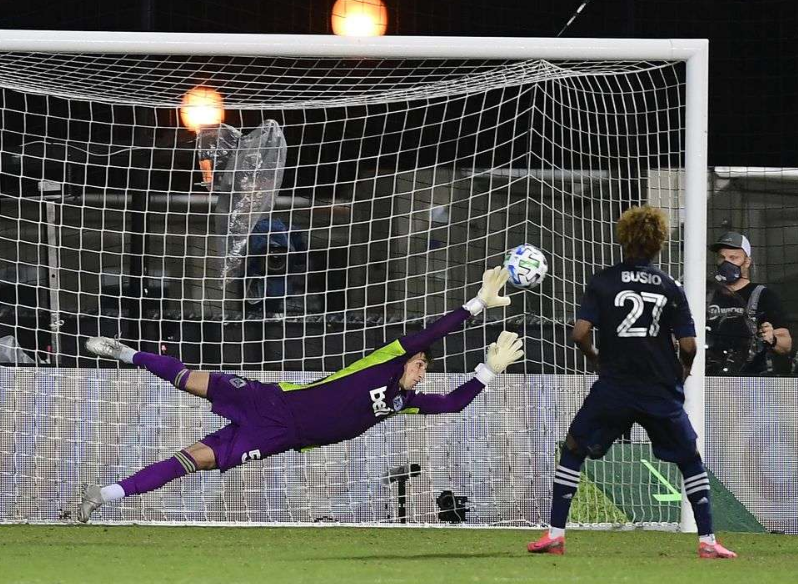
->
[436, 490, 469, 523]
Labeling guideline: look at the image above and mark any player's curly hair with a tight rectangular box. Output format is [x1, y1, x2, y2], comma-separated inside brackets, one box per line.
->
[616, 206, 669, 261]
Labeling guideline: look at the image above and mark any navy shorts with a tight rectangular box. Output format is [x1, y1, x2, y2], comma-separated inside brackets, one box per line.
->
[567, 379, 698, 464]
[200, 374, 296, 472]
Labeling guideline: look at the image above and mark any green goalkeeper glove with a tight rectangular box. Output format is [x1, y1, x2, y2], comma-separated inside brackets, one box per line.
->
[463, 266, 512, 316]
[475, 331, 524, 385]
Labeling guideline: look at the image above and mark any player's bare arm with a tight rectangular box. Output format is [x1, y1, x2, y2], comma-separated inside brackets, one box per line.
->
[572, 319, 599, 368]
[678, 336, 697, 382]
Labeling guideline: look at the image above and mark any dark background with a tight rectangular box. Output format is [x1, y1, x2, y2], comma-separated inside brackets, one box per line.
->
[0, 1, 796, 373]
[1, 0, 796, 168]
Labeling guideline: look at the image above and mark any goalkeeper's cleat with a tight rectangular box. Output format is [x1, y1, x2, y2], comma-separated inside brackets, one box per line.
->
[527, 533, 565, 555]
[86, 336, 130, 361]
[77, 485, 104, 523]
[698, 541, 737, 559]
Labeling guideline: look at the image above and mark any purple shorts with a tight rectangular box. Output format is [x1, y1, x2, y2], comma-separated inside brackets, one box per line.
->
[200, 374, 296, 472]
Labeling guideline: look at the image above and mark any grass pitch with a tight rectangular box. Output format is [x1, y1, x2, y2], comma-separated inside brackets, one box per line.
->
[1, 526, 796, 584]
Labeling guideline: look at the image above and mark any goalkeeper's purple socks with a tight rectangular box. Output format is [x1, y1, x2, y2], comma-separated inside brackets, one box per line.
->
[118, 450, 198, 497]
[132, 352, 191, 390]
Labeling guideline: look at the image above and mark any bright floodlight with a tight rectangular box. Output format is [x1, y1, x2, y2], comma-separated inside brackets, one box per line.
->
[331, 0, 388, 37]
[180, 86, 225, 132]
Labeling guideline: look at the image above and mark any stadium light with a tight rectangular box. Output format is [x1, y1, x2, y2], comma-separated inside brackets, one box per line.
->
[331, 0, 388, 37]
[180, 86, 225, 132]
[180, 86, 225, 184]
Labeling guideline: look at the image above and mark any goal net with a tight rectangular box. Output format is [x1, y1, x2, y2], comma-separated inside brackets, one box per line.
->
[0, 33, 707, 527]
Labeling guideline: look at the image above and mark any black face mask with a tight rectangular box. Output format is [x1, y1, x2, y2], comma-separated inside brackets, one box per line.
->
[715, 260, 742, 284]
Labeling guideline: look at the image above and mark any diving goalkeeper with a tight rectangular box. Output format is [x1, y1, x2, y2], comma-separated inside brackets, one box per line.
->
[78, 267, 523, 522]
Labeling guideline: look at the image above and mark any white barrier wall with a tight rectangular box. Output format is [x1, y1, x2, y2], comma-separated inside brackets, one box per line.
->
[704, 377, 798, 534]
[1, 369, 793, 531]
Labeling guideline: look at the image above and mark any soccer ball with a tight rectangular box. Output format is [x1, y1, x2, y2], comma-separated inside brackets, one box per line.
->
[503, 244, 548, 289]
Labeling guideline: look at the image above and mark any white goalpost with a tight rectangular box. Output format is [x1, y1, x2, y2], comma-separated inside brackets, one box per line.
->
[0, 31, 707, 529]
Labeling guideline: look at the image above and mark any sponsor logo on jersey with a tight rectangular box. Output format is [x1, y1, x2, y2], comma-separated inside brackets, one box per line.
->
[369, 386, 393, 417]
[392, 395, 404, 412]
[621, 271, 662, 285]
[229, 377, 247, 389]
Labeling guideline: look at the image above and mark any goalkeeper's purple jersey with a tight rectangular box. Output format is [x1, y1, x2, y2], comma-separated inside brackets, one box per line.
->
[276, 307, 485, 449]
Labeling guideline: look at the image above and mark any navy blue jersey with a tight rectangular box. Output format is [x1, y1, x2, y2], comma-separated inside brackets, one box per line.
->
[576, 260, 696, 393]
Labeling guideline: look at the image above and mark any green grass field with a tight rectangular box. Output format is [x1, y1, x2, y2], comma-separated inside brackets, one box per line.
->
[1, 526, 796, 584]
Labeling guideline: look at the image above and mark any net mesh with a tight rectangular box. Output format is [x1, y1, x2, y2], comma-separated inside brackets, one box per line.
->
[0, 50, 688, 526]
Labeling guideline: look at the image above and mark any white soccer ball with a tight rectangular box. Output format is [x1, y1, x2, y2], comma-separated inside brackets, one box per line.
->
[503, 244, 548, 289]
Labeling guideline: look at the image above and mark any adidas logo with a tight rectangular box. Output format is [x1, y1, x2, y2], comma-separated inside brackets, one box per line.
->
[697, 497, 709, 505]
[562, 493, 574, 500]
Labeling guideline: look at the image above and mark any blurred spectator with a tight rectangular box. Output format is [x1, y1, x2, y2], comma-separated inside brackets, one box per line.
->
[245, 218, 309, 315]
[705, 232, 792, 376]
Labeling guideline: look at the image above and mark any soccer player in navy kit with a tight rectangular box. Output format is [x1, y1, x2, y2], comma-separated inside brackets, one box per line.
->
[78, 267, 524, 522]
[527, 206, 736, 559]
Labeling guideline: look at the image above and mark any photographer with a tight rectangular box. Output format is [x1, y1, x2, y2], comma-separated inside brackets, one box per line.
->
[706, 232, 792, 376]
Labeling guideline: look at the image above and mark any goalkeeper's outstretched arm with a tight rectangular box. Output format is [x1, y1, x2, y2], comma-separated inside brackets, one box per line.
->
[399, 267, 511, 355]
[404, 331, 524, 414]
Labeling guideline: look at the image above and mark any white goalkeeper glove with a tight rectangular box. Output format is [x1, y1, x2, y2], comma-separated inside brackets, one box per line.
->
[475, 331, 524, 385]
[463, 266, 512, 316]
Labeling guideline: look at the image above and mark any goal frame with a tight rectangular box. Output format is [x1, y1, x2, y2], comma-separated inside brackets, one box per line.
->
[0, 30, 708, 532]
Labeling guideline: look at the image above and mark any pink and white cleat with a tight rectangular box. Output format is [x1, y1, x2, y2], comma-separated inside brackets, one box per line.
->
[699, 541, 737, 559]
[527, 533, 565, 555]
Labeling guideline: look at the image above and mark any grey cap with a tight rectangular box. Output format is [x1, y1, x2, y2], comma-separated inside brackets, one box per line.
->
[709, 232, 751, 256]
